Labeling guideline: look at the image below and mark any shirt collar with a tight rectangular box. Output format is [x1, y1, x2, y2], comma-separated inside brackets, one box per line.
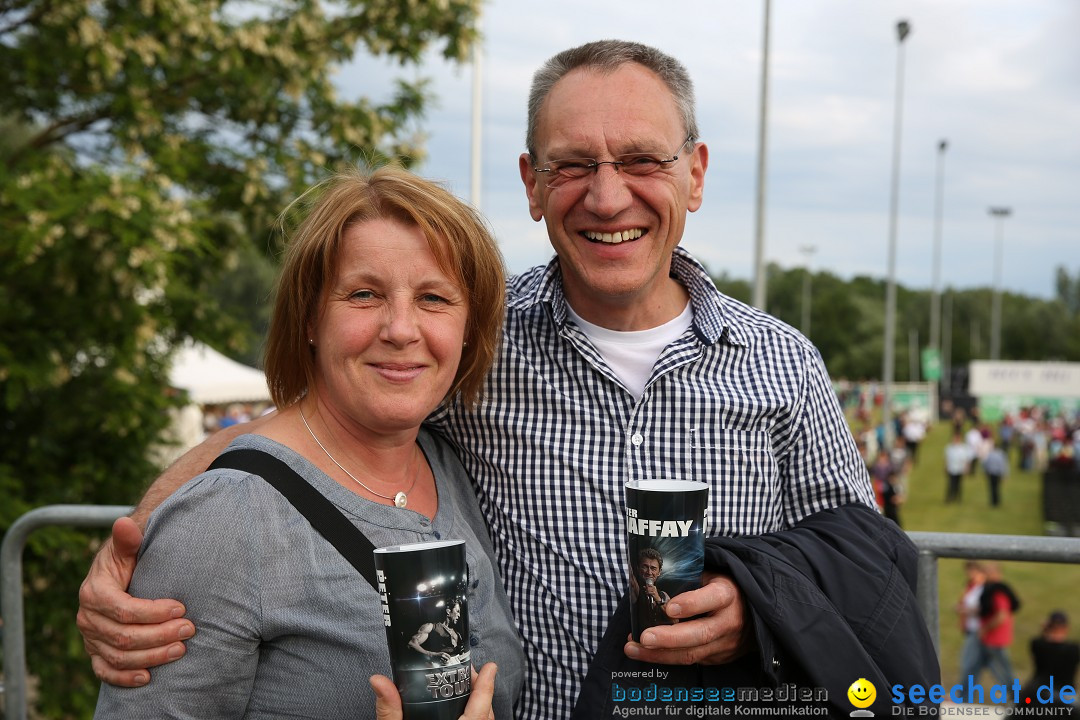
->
[508, 247, 748, 347]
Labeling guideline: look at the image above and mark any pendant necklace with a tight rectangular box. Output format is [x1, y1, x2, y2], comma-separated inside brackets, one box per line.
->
[299, 406, 419, 508]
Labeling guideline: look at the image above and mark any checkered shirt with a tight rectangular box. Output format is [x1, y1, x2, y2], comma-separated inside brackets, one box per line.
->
[428, 247, 875, 719]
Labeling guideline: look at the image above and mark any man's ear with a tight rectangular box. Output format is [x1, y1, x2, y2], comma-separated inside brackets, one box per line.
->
[519, 153, 545, 222]
[687, 142, 709, 213]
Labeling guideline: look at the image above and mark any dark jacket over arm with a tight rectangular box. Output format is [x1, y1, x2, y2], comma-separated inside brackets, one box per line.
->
[572, 504, 940, 718]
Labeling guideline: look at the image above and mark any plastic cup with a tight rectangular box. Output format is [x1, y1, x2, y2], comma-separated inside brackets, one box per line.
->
[373, 540, 470, 720]
[624, 480, 709, 642]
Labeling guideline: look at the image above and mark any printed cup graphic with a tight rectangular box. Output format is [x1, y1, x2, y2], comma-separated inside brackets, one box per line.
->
[624, 480, 709, 642]
[373, 540, 470, 720]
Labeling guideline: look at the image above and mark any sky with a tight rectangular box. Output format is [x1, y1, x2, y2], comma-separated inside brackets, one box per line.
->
[340, 0, 1080, 300]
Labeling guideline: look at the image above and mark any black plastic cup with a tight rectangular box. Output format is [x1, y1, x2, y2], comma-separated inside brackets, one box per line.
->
[373, 540, 470, 720]
[624, 480, 709, 642]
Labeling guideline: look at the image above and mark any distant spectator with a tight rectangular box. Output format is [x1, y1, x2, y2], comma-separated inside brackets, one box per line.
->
[870, 449, 902, 526]
[966, 425, 986, 476]
[1019, 610, 1079, 707]
[945, 430, 973, 503]
[982, 439, 1009, 508]
[979, 563, 1018, 687]
[902, 413, 927, 465]
[218, 404, 246, 430]
[999, 417, 1015, 462]
[957, 561, 988, 688]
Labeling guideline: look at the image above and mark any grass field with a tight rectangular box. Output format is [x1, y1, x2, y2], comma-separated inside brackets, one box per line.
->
[883, 419, 1078, 687]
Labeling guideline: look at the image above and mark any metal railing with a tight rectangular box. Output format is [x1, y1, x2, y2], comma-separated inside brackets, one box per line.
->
[2, 504, 133, 720]
[2, 507, 1080, 719]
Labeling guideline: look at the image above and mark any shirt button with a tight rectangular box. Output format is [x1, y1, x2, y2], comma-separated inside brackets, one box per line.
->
[470, 635, 479, 647]
[631, 433, 644, 446]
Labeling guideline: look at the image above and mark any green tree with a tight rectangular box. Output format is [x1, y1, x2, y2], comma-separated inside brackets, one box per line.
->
[1, 0, 479, 715]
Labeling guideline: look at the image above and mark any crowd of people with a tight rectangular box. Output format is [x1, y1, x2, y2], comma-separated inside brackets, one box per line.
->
[847, 401, 1080, 525]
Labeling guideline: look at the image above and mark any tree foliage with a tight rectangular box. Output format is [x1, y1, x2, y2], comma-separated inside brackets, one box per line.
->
[715, 263, 1080, 384]
[0, 0, 479, 715]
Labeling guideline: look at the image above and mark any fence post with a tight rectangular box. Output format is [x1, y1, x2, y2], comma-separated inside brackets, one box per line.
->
[2, 505, 133, 720]
[916, 548, 940, 654]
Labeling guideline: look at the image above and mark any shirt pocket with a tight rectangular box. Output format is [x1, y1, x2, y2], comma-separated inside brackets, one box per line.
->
[688, 426, 782, 535]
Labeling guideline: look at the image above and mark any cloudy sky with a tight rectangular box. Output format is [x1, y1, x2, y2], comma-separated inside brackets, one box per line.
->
[342, 0, 1079, 300]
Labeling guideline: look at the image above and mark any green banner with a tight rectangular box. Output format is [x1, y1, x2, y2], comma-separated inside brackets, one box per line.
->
[921, 348, 942, 382]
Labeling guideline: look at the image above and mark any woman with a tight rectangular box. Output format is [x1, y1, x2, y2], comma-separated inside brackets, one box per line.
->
[95, 166, 523, 718]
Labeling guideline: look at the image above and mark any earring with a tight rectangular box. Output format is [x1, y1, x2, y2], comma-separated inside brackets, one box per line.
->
[308, 338, 314, 345]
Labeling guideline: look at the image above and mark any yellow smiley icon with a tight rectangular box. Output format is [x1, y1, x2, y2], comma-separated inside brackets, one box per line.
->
[847, 678, 876, 709]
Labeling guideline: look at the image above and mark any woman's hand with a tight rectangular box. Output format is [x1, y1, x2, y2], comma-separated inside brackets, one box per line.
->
[372, 663, 497, 720]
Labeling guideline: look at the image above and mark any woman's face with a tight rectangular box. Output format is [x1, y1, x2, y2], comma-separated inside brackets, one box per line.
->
[309, 217, 467, 434]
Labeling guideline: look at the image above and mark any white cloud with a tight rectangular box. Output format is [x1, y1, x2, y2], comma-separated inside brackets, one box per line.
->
[334, 0, 1079, 299]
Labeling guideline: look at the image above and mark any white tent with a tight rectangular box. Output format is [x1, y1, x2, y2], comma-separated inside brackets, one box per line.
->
[169, 342, 270, 405]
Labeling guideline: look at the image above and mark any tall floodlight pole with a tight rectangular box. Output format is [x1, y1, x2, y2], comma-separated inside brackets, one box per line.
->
[882, 19, 911, 448]
[989, 207, 1012, 360]
[751, 0, 772, 310]
[800, 244, 816, 339]
[929, 140, 948, 355]
[469, 14, 484, 208]
[942, 290, 953, 394]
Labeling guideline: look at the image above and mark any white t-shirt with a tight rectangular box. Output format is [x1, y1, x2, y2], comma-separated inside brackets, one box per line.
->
[961, 583, 984, 633]
[566, 303, 694, 400]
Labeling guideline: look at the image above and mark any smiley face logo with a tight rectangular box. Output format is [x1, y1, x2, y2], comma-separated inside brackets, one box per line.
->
[847, 678, 876, 709]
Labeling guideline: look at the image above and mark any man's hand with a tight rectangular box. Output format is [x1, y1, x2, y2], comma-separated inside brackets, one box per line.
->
[76, 516, 195, 686]
[623, 573, 750, 665]
[371, 663, 497, 720]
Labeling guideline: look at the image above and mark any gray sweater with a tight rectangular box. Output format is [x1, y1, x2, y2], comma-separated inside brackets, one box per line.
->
[95, 429, 524, 718]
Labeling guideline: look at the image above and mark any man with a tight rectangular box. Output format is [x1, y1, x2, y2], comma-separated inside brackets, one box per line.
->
[77, 41, 877, 717]
[957, 561, 988, 686]
[408, 601, 467, 667]
[945, 429, 973, 502]
[629, 548, 676, 634]
[979, 563, 1018, 686]
[982, 437, 1008, 507]
[1021, 610, 1079, 707]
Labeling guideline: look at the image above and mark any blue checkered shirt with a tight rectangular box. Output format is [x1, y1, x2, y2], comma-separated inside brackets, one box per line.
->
[429, 247, 875, 718]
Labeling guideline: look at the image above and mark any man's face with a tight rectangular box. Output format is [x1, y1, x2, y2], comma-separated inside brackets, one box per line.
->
[638, 557, 661, 582]
[519, 63, 708, 328]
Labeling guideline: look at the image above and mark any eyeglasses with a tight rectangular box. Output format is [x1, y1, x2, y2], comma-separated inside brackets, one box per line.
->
[532, 135, 694, 186]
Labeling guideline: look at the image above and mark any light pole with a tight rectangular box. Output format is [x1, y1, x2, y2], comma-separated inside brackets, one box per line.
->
[751, 0, 772, 311]
[942, 289, 953, 394]
[800, 244, 816, 338]
[929, 140, 947, 356]
[882, 19, 911, 447]
[469, 10, 484, 208]
[989, 207, 1011, 360]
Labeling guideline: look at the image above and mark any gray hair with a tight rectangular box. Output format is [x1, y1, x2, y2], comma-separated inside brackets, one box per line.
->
[525, 40, 699, 159]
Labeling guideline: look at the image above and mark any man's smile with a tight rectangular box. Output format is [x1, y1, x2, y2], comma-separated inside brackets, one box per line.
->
[583, 228, 644, 244]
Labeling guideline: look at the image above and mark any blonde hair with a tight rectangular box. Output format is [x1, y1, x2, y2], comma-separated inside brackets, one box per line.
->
[264, 165, 505, 409]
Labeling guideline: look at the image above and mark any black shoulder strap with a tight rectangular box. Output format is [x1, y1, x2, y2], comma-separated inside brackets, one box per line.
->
[208, 448, 378, 589]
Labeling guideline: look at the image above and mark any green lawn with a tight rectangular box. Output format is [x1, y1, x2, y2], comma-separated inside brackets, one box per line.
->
[888, 420, 1079, 687]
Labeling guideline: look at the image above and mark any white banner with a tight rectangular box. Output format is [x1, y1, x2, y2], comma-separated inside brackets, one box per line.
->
[969, 361, 1080, 399]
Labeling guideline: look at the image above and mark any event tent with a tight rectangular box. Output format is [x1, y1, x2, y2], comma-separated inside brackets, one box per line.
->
[169, 342, 270, 405]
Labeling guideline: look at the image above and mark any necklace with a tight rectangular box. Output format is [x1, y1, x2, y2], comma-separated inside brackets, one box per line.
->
[299, 406, 420, 508]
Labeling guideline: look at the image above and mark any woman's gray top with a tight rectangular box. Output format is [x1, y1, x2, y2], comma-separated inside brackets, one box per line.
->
[95, 429, 524, 718]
